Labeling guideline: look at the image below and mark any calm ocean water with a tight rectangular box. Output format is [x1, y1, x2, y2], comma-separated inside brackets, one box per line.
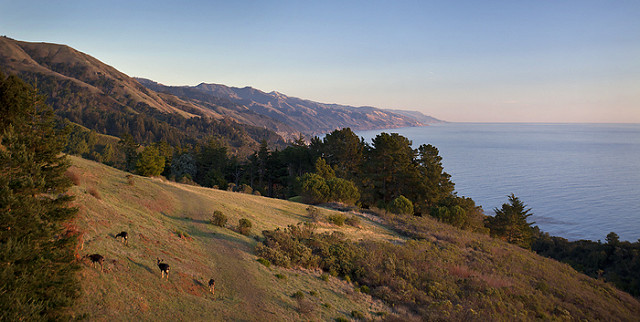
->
[357, 123, 640, 242]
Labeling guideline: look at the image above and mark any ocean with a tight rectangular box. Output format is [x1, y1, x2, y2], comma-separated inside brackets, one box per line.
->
[357, 123, 640, 242]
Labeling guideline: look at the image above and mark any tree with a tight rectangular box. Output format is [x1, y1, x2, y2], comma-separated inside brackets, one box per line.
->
[326, 177, 360, 205]
[364, 133, 416, 205]
[314, 157, 335, 179]
[317, 128, 364, 179]
[485, 194, 535, 248]
[298, 173, 330, 204]
[0, 71, 79, 320]
[136, 145, 165, 177]
[412, 144, 455, 212]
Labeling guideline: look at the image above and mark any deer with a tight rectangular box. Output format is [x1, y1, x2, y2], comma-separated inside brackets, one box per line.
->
[157, 258, 170, 280]
[208, 278, 215, 295]
[115, 231, 128, 246]
[84, 254, 104, 272]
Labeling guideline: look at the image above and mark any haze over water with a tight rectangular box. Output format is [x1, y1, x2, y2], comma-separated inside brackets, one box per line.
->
[358, 123, 640, 242]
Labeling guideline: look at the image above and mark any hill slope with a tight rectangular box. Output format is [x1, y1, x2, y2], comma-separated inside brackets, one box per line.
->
[67, 156, 640, 320]
[67, 156, 398, 320]
[137, 78, 439, 136]
[0, 36, 285, 151]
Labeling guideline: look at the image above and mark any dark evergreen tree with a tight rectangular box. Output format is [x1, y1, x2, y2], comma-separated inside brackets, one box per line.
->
[412, 144, 455, 212]
[0, 71, 79, 320]
[136, 145, 166, 177]
[364, 133, 416, 206]
[485, 194, 535, 248]
[317, 128, 364, 179]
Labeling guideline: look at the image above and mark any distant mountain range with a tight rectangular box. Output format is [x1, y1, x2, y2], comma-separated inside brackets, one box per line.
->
[0, 36, 442, 144]
[137, 78, 442, 136]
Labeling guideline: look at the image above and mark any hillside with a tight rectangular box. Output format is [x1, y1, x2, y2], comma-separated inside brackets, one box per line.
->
[137, 78, 438, 136]
[67, 156, 399, 320]
[67, 155, 640, 320]
[0, 36, 286, 151]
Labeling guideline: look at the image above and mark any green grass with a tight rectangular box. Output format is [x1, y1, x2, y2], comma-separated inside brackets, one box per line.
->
[67, 156, 393, 320]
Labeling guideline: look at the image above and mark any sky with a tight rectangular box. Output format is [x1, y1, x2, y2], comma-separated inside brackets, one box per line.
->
[1, 0, 639, 123]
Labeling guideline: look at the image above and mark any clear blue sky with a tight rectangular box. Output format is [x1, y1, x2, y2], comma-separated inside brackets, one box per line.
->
[1, 0, 639, 122]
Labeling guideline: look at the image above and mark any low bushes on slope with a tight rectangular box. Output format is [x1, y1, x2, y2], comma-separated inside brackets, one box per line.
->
[256, 220, 640, 320]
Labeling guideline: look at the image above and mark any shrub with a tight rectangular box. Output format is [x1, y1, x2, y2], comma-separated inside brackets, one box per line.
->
[297, 297, 316, 314]
[211, 210, 227, 227]
[253, 190, 261, 196]
[360, 285, 370, 294]
[298, 173, 330, 203]
[387, 195, 413, 215]
[335, 317, 349, 322]
[320, 273, 330, 282]
[275, 273, 287, 280]
[173, 229, 190, 239]
[309, 290, 318, 296]
[65, 170, 81, 185]
[322, 303, 332, 308]
[126, 174, 135, 185]
[238, 218, 253, 235]
[307, 206, 322, 222]
[239, 184, 253, 194]
[292, 291, 305, 299]
[351, 310, 365, 319]
[345, 215, 361, 228]
[327, 213, 346, 226]
[257, 258, 271, 268]
[87, 187, 101, 199]
[326, 177, 360, 205]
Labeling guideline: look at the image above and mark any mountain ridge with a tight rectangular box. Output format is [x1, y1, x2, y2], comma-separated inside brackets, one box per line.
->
[1, 36, 442, 142]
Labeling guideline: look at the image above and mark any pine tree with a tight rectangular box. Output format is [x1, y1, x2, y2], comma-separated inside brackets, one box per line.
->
[0, 71, 79, 320]
[486, 194, 535, 248]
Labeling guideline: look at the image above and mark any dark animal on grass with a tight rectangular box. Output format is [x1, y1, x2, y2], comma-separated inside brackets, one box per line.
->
[157, 258, 170, 280]
[84, 254, 104, 272]
[208, 278, 215, 295]
[115, 231, 128, 246]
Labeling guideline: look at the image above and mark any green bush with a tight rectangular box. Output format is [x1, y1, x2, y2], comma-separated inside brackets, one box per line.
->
[327, 213, 346, 226]
[173, 229, 190, 239]
[320, 273, 330, 282]
[238, 218, 253, 235]
[351, 310, 365, 319]
[275, 273, 287, 280]
[360, 285, 370, 294]
[345, 215, 361, 227]
[335, 317, 349, 322]
[292, 291, 305, 299]
[387, 195, 414, 215]
[326, 177, 360, 205]
[239, 184, 253, 194]
[257, 258, 271, 268]
[211, 210, 227, 227]
[298, 173, 330, 204]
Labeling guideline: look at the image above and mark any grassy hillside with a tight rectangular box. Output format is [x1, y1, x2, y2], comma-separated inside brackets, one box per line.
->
[66, 156, 640, 320]
[66, 156, 397, 321]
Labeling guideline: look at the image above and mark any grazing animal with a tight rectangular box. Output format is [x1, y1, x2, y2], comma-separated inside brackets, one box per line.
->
[157, 258, 170, 280]
[84, 254, 104, 272]
[208, 279, 215, 295]
[115, 231, 128, 246]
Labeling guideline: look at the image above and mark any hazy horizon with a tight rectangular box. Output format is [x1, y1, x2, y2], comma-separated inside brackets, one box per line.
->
[1, 1, 638, 123]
